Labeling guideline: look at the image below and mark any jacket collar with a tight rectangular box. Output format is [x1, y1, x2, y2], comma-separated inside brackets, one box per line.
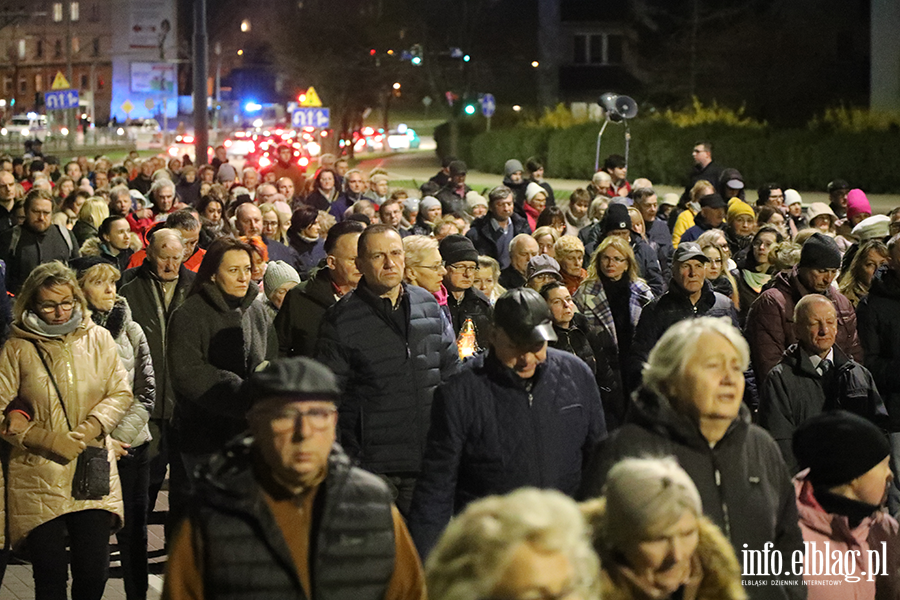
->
[783, 343, 850, 377]
[198, 280, 259, 312]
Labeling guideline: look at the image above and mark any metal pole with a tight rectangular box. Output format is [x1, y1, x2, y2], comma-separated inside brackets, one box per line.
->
[65, 5, 73, 151]
[593, 119, 609, 172]
[624, 122, 631, 167]
[192, 0, 209, 165]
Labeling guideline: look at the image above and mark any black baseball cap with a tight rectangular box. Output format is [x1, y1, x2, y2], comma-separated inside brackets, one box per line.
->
[493, 288, 557, 346]
[827, 179, 850, 193]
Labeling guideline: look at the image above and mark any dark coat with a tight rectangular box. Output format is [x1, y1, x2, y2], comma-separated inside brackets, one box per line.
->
[644, 218, 673, 283]
[118, 262, 195, 420]
[303, 190, 333, 212]
[315, 280, 459, 474]
[858, 267, 900, 430]
[263, 236, 304, 275]
[446, 287, 492, 349]
[0, 223, 79, 293]
[680, 160, 724, 204]
[745, 267, 862, 384]
[583, 387, 806, 600]
[678, 212, 720, 244]
[627, 279, 738, 391]
[436, 184, 472, 215]
[168, 282, 277, 455]
[287, 235, 327, 281]
[466, 213, 530, 270]
[407, 348, 607, 558]
[274, 266, 338, 358]
[498, 265, 526, 290]
[761, 343, 888, 470]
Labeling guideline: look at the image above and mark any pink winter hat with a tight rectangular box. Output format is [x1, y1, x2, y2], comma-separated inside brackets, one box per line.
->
[846, 189, 871, 221]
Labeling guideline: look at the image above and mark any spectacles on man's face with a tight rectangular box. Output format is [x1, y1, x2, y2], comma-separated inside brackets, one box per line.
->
[447, 264, 477, 275]
[269, 406, 337, 433]
[37, 300, 75, 314]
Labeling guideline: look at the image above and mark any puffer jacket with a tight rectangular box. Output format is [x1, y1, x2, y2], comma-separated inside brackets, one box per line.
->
[583, 387, 805, 600]
[858, 267, 900, 431]
[168, 282, 277, 456]
[582, 498, 746, 600]
[80, 236, 134, 273]
[0, 316, 132, 548]
[794, 473, 900, 600]
[746, 267, 862, 384]
[92, 297, 155, 447]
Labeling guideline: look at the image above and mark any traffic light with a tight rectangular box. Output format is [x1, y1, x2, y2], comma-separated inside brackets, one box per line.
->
[464, 103, 476, 116]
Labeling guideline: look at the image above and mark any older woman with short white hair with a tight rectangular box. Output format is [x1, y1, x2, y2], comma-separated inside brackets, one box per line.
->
[582, 457, 745, 600]
[426, 488, 600, 600]
[583, 317, 805, 598]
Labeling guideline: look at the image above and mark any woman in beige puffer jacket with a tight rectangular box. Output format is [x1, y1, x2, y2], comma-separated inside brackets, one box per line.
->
[0, 260, 132, 600]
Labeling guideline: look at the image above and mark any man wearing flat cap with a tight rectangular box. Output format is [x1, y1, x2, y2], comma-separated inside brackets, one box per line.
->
[406, 288, 607, 559]
[163, 357, 426, 600]
[747, 232, 862, 384]
[436, 160, 472, 215]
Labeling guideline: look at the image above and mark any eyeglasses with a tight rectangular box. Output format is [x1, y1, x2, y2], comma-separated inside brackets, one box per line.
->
[420, 263, 445, 272]
[37, 300, 75, 314]
[447, 264, 477, 275]
[600, 255, 627, 264]
[269, 406, 337, 433]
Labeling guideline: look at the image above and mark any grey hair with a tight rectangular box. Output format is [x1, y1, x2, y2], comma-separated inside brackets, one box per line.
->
[601, 457, 702, 550]
[642, 316, 749, 397]
[509, 233, 536, 254]
[149, 178, 175, 200]
[109, 184, 131, 202]
[591, 171, 612, 186]
[426, 488, 599, 600]
[402, 235, 439, 269]
[793, 293, 835, 326]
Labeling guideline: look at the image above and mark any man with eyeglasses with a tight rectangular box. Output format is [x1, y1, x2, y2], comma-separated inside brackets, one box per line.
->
[407, 287, 606, 559]
[163, 357, 426, 600]
[316, 224, 458, 516]
[439, 234, 492, 348]
[0, 188, 78, 294]
[757, 183, 785, 210]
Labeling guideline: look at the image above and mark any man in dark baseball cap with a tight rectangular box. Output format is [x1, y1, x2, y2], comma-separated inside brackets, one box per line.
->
[827, 179, 850, 219]
[407, 287, 606, 557]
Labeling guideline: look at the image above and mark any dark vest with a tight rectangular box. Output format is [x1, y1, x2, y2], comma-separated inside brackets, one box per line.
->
[193, 439, 396, 600]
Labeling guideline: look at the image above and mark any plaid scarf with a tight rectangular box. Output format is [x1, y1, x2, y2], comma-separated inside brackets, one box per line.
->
[573, 277, 654, 349]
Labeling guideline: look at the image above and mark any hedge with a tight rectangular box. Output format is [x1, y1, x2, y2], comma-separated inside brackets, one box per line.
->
[434, 119, 900, 193]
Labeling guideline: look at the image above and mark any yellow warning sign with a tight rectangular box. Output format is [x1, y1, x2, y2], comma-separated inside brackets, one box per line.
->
[51, 72, 71, 90]
[121, 100, 135, 114]
[300, 86, 323, 107]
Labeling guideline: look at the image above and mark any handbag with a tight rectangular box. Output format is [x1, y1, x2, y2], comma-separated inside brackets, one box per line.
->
[29, 340, 110, 500]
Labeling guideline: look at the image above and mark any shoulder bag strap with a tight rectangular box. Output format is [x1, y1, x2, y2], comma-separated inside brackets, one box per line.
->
[27, 339, 72, 431]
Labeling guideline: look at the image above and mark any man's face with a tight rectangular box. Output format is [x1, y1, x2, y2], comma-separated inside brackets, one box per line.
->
[508, 171, 523, 184]
[511, 237, 540, 275]
[346, 173, 366, 194]
[278, 148, 292, 164]
[140, 161, 153, 177]
[94, 171, 108, 189]
[798, 267, 838, 293]
[636, 195, 658, 222]
[0, 172, 16, 202]
[830, 190, 849, 209]
[276, 178, 295, 199]
[701, 206, 726, 228]
[215, 147, 227, 161]
[691, 145, 710, 166]
[26, 198, 53, 233]
[154, 186, 175, 212]
[178, 226, 200, 259]
[0, 160, 11, 173]
[236, 205, 263, 237]
[250, 399, 337, 490]
[328, 232, 362, 288]
[491, 195, 515, 221]
[112, 193, 132, 216]
[257, 184, 279, 204]
[766, 189, 784, 209]
[795, 300, 837, 358]
[451, 173, 466, 187]
[674, 259, 706, 296]
[335, 160, 349, 176]
[374, 179, 389, 197]
[491, 328, 547, 379]
[357, 231, 404, 294]
[151, 241, 185, 281]
[381, 202, 403, 228]
[66, 163, 83, 179]
[444, 261, 476, 293]
[243, 169, 259, 190]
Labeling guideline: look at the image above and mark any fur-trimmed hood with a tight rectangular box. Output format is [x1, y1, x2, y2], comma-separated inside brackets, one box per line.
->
[582, 498, 747, 600]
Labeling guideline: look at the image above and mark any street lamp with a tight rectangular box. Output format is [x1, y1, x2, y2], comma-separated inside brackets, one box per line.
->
[531, 61, 539, 68]
[241, 19, 251, 32]
[392, 82, 401, 90]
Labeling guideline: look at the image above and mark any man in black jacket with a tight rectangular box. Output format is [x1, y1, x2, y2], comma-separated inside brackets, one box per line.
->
[120, 228, 195, 540]
[439, 234, 492, 349]
[315, 224, 459, 515]
[466, 186, 531, 269]
[498, 234, 539, 290]
[407, 288, 606, 558]
[275, 220, 364, 357]
[761, 294, 887, 471]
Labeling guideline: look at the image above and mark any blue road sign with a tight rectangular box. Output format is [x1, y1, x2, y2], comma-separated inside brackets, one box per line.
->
[292, 107, 330, 129]
[44, 89, 79, 111]
[480, 93, 496, 118]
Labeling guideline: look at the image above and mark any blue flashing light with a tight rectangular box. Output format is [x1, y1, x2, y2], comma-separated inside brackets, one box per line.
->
[244, 101, 262, 113]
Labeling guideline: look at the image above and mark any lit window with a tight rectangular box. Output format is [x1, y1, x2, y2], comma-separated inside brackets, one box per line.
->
[35, 75, 42, 92]
[70, 2, 79, 21]
[52, 3, 63, 22]
[72, 37, 79, 54]
[17, 40, 25, 59]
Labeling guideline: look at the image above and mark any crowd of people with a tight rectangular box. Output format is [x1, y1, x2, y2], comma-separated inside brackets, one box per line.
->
[0, 139, 897, 600]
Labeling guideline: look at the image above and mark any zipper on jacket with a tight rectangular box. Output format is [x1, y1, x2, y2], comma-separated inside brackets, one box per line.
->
[714, 466, 732, 540]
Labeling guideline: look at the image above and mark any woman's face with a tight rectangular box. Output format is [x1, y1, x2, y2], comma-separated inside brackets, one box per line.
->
[767, 212, 786, 236]
[811, 215, 834, 234]
[262, 212, 280, 238]
[861, 249, 889, 287]
[426, 205, 442, 222]
[72, 194, 86, 214]
[535, 234, 555, 257]
[558, 250, 584, 277]
[752, 232, 777, 266]
[213, 250, 252, 297]
[599, 246, 628, 281]
[82, 275, 117, 313]
[203, 201, 222, 223]
[472, 204, 487, 218]
[546, 286, 575, 328]
[630, 211, 644, 236]
[732, 214, 755, 237]
[201, 169, 215, 184]
[788, 202, 802, 217]
[105, 218, 132, 251]
[490, 542, 577, 600]
[527, 193, 547, 212]
[571, 198, 589, 220]
[406, 247, 446, 294]
[35, 284, 76, 325]
[59, 180, 75, 198]
[621, 511, 700, 597]
[269, 282, 298, 310]
[703, 247, 723, 280]
[473, 266, 495, 298]
[184, 170, 197, 183]
[319, 171, 335, 192]
[851, 212, 871, 227]
[302, 218, 321, 240]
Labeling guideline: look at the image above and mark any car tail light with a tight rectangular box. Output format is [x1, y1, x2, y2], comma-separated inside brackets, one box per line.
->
[298, 156, 309, 167]
[259, 156, 272, 168]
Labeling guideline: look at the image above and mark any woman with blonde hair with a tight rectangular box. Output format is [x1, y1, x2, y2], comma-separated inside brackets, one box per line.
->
[582, 457, 745, 600]
[73, 196, 110, 246]
[574, 236, 653, 426]
[0, 260, 132, 599]
[839, 239, 889, 307]
[697, 234, 739, 310]
[473, 255, 504, 305]
[532, 225, 560, 257]
[259, 202, 287, 244]
[556, 235, 588, 294]
[426, 488, 600, 600]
